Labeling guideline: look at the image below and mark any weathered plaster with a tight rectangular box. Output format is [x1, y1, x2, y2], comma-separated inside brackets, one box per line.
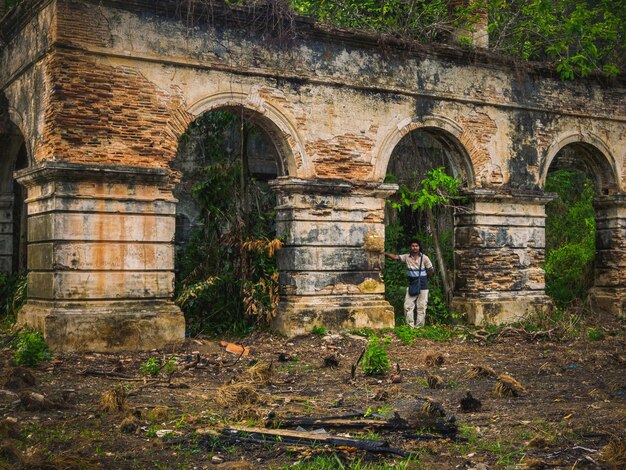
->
[1, 0, 625, 348]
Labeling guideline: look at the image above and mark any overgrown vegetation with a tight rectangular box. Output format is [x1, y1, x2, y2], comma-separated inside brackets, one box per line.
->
[288, 0, 624, 79]
[544, 169, 596, 308]
[174, 111, 281, 337]
[0, 273, 26, 329]
[4, 0, 623, 79]
[12, 329, 50, 366]
[362, 335, 391, 375]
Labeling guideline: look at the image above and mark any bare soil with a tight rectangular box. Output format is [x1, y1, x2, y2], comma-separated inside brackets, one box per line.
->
[0, 321, 625, 469]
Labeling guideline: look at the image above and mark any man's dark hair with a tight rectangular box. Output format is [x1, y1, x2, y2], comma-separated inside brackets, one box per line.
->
[409, 239, 423, 253]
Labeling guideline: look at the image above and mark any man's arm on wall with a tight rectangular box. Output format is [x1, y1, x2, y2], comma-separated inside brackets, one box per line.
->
[384, 253, 399, 261]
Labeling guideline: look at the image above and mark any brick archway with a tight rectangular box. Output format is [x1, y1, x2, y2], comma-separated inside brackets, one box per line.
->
[187, 92, 312, 178]
[539, 132, 620, 194]
[375, 115, 477, 185]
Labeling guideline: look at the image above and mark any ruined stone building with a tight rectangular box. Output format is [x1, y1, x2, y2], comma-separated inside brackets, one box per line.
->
[1, 0, 624, 351]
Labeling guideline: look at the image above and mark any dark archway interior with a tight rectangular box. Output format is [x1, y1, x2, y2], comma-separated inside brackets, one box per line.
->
[0, 124, 28, 274]
[547, 142, 617, 195]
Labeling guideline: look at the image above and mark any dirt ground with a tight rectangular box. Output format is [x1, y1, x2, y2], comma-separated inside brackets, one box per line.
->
[0, 320, 625, 469]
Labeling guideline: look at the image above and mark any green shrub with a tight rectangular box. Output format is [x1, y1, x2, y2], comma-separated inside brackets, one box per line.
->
[12, 329, 50, 367]
[362, 336, 391, 376]
[141, 357, 178, 377]
[545, 170, 595, 307]
[587, 328, 604, 342]
[311, 325, 327, 337]
[545, 243, 594, 307]
[140, 358, 161, 376]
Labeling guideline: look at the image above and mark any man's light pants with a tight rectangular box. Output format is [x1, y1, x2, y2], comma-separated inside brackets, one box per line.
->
[404, 288, 429, 328]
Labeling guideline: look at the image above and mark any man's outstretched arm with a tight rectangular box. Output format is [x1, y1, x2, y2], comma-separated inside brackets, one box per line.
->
[384, 253, 399, 261]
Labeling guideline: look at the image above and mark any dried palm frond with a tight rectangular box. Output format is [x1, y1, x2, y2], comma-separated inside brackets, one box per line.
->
[599, 438, 626, 470]
[493, 374, 526, 397]
[99, 386, 127, 413]
[323, 355, 340, 368]
[120, 415, 140, 434]
[423, 353, 445, 367]
[464, 365, 497, 379]
[216, 382, 259, 408]
[421, 397, 446, 418]
[231, 404, 265, 422]
[426, 374, 444, 389]
[242, 238, 283, 257]
[244, 362, 273, 385]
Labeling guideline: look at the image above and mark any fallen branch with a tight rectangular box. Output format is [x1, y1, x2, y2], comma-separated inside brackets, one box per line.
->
[209, 425, 410, 457]
[272, 415, 408, 431]
[271, 412, 457, 436]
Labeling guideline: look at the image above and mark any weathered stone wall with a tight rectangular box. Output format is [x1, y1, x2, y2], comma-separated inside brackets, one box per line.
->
[271, 178, 395, 335]
[1, 0, 625, 347]
[4, 1, 624, 187]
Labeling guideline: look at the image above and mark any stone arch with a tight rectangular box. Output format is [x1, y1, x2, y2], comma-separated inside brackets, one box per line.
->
[539, 131, 619, 194]
[375, 115, 477, 185]
[187, 92, 311, 178]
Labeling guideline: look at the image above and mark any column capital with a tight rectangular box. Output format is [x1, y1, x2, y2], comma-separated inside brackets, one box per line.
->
[593, 193, 626, 209]
[15, 162, 172, 188]
[461, 188, 556, 205]
[269, 177, 398, 198]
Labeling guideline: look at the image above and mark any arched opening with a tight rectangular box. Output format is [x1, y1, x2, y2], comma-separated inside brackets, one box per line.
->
[384, 126, 473, 325]
[543, 141, 618, 311]
[0, 113, 29, 320]
[172, 106, 286, 336]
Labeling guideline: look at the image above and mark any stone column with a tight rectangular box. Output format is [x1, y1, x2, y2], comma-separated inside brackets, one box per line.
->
[15, 162, 185, 352]
[589, 194, 626, 318]
[452, 189, 554, 324]
[270, 178, 397, 336]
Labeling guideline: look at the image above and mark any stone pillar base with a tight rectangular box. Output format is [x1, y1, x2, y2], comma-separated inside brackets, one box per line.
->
[452, 293, 553, 325]
[588, 287, 625, 318]
[17, 300, 185, 353]
[272, 295, 394, 337]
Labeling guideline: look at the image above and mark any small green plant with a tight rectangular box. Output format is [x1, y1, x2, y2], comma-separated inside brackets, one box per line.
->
[140, 356, 177, 377]
[394, 325, 417, 345]
[12, 329, 50, 366]
[311, 325, 327, 337]
[362, 336, 391, 376]
[587, 328, 604, 342]
[140, 357, 161, 376]
[162, 357, 178, 375]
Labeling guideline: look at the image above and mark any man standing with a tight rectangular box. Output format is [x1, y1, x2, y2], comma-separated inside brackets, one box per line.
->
[385, 240, 434, 328]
